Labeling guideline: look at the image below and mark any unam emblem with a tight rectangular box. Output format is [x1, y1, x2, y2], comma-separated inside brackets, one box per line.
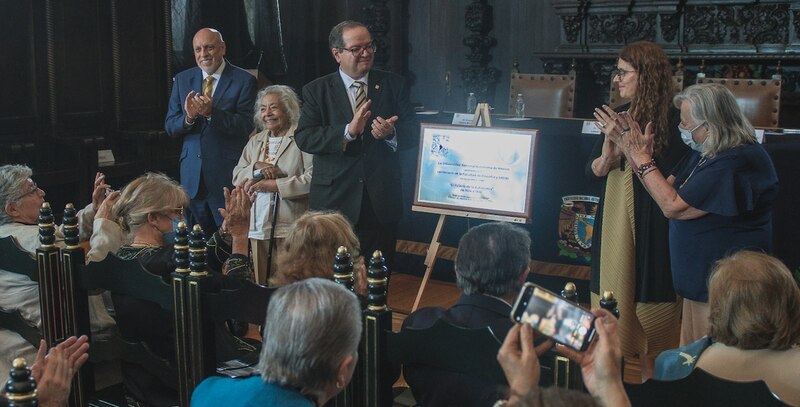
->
[557, 195, 599, 264]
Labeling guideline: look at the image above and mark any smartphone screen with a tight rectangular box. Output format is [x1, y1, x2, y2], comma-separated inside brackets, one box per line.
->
[511, 283, 596, 351]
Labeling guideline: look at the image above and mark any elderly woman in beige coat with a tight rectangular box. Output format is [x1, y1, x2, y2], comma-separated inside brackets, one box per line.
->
[233, 85, 312, 285]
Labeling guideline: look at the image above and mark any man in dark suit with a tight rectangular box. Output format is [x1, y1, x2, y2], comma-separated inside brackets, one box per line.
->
[403, 222, 544, 407]
[165, 28, 256, 235]
[295, 21, 417, 268]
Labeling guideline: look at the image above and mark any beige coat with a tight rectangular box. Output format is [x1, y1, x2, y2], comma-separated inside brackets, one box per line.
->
[232, 127, 313, 239]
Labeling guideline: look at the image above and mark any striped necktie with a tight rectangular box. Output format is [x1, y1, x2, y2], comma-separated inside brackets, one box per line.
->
[203, 76, 216, 97]
[352, 81, 366, 112]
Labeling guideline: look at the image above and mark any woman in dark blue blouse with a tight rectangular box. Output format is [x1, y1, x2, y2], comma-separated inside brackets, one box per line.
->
[611, 83, 778, 346]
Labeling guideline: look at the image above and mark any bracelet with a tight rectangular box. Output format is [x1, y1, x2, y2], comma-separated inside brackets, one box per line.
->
[635, 158, 657, 178]
[640, 166, 658, 179]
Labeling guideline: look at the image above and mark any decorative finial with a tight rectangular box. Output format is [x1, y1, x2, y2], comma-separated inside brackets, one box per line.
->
[333, 246, 355, 291]
[12, 358, 26, 369]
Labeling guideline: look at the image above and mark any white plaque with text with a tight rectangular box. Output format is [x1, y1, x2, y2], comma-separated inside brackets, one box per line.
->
[414, 123, 538, 222]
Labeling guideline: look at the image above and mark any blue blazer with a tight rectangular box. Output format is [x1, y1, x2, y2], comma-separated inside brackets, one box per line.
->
[165, 61, 256, 201]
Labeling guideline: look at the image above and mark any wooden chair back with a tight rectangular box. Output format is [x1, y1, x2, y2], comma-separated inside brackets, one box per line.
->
[510, 71, 576, 118]
[58, 211, 192, 406]
[624, 368, 789, 406]
[695, 77, 782, 127]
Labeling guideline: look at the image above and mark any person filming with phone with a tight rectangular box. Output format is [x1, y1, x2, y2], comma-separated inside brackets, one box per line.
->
[496, 308, 632, 407]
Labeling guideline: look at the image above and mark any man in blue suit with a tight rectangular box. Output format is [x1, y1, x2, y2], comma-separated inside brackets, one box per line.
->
[165, 28, 256, 235]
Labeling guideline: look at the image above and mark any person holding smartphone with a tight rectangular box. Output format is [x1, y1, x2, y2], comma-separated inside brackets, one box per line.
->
[496, 308, 631, 407]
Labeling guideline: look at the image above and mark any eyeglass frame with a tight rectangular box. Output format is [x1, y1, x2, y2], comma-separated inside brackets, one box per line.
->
[338, 42, 377, 56]
[612, 67, 637, 80]
[13, 180, 41, 202]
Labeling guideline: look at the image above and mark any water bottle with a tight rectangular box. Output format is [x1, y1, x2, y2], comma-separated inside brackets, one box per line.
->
[466, 92, 477, 113]
[514, 93, 526, 118]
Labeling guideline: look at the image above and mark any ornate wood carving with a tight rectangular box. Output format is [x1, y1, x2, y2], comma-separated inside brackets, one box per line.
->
[543, 1, 800, 127]
[660, 13, 681, 43]
[363, 0, 391, 70]
[460, 0, 500, 104]
[587, 14, 656, 44]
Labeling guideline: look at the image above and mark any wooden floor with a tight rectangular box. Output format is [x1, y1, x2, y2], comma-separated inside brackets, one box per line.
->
[387, 272, 460, 331]
[386, 273, 646, 384]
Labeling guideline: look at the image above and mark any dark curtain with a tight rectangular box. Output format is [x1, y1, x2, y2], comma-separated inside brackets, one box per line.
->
[172, 0, 255, 72]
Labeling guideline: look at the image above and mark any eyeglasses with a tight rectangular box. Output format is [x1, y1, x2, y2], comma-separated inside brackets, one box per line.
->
[164, 207, 184, 218]
[14, 181, 41, 201]
[339, 43, 377, 56]
[612, 67, 636, 79]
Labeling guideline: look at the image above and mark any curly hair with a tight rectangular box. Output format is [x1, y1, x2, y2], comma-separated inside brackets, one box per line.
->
[272, 211, 362, 287]
[619, 41, 675, 157]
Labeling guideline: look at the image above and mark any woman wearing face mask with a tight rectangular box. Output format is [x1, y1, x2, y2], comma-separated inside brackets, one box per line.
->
[586, 41, 689, 377]
[109, 172, 256, 406]
[612, 83, 778, 346]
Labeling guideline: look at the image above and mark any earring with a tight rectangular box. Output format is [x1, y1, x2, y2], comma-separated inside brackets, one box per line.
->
[335, 380, 343, 389]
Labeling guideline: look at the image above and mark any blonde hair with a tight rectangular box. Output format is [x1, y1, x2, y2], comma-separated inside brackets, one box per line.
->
[271, 211, 361, 286]
[111, 173, 189, 239]
[708, 251, 800, 350]
[673, 83, 756, 157]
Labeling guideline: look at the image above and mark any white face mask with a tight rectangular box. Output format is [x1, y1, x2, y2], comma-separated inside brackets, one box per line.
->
[679, 121, 705, 152]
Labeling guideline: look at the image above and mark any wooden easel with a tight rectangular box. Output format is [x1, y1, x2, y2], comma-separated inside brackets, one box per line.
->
[411, 103, 495, 312]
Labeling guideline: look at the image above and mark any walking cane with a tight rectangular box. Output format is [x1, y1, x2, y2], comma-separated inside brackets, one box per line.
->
[265, 191, 280, 281]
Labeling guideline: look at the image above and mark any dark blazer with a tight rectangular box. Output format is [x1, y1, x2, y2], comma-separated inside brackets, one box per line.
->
[164, 61, 256, 201]
[295, 69, 417, 224]
[402, 293, 513, 407]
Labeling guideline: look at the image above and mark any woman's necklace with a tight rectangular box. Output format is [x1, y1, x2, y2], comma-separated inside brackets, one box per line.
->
[679, 156, 708, 189]
[130, 240, 160, 248]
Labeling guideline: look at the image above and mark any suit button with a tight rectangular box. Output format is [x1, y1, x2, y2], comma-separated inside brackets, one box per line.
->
[197, 154, 201, 158]
[359, 178, 364, 183]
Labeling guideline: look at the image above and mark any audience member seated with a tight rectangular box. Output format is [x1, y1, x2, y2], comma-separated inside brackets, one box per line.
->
[497, 309, 631, 407]
[104, 172, 255, 406]
[270, 211, 365, 294]
[654, 251, 800, 406]
[191, 278, 362, 407]
[402, 222, 534, 407]
[0, 165, 119, 374]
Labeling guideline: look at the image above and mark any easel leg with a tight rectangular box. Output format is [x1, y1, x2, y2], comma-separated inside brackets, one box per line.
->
[411, 214, 446, 312]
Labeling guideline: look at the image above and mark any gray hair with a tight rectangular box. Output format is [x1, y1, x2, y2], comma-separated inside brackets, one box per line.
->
[328, 20, 368, 50]
[259, 278, 362, 401]
[0, 165, 34, 225]
[253, 85, 301, 132]
[455, 222, 532, 297]
[673, 83, 756, 158]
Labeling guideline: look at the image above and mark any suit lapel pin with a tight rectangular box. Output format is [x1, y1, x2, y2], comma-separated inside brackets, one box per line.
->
[374, 84, 380, 91]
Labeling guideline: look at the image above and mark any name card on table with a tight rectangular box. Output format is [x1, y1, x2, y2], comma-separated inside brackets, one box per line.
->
[755, 129, 765, 143]
[581, 121, 602, 135]
[452, 113, 482, 126]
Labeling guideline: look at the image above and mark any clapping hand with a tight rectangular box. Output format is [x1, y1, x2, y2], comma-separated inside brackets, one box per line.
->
[90, 173, 111, 210]
[31, 336, 90, 407]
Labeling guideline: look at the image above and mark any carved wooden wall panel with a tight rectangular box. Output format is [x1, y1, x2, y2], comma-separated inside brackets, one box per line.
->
[1, 1, 41, 140]
[543, 0, 800, 127]
[51, 0, 111, 133]
[113, 0, 169, 130]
